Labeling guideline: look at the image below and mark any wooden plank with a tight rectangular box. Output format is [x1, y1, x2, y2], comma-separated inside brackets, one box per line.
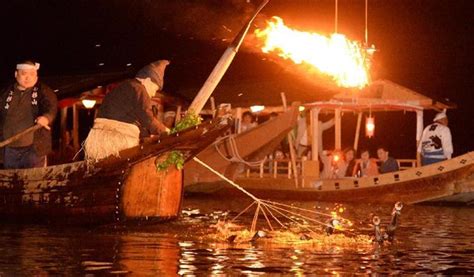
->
[122, 156, 183, 219]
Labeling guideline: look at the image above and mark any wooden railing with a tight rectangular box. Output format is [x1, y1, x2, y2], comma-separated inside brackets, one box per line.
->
[245, 158, 301, 179]
[242, 158, 417, 179]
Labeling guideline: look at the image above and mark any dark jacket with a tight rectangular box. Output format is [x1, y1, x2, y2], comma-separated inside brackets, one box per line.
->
[0, 82, 57, 156]
[97, 79, 167, 134]
[379, 157, 399, 174]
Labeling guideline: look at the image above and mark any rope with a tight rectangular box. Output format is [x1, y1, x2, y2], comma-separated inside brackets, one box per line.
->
[213, 134, 267, 167]
[193, 157, 260, 202]
[193, 157, 354, 234]
[261, 199, 335, 218]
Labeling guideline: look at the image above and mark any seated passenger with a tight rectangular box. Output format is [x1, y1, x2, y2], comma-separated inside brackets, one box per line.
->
[320, 149, 345, 179]
[342, 148, 356, 177]
[377, 146, 399, 173]
[240, 111, 257, 133]
[355, 149, 379, 177]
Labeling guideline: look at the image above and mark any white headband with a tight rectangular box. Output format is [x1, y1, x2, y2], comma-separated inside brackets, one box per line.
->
[16, 63, 40, 70]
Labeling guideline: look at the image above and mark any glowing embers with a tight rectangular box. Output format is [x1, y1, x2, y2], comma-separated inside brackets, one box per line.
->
[255, 16, 372, 88]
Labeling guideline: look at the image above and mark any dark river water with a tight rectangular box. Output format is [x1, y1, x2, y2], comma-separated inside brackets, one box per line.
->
[1, 196, 473, 275]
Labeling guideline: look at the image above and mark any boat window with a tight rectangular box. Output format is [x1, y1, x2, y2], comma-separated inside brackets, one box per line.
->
[394, 174, 400, 181]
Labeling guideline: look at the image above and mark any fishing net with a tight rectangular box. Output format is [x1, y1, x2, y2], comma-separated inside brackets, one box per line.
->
[193, 157, 372, 245]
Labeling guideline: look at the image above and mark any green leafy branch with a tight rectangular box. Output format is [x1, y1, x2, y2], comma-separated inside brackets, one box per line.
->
[157, 111, 202, 171]
[156, 150, 185, 171]
[170, 111, 202, 134]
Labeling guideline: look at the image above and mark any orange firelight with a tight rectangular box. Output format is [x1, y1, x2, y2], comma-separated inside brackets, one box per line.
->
[255, 16, 372, 89]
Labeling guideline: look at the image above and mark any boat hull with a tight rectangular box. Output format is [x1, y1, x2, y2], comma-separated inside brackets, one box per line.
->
[0, 120, 228, 224]
[185, 152, 474, 205]
[184, 103, 300, 186]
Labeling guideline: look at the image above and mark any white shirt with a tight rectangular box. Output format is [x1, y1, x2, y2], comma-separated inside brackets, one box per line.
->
[417, 122, 453, 159]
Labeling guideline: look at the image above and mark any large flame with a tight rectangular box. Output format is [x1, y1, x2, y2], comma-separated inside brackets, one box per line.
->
[255, 16, 372, 89]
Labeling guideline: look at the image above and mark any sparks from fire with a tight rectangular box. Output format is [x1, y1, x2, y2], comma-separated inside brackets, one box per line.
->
[255, 16, 372, 89]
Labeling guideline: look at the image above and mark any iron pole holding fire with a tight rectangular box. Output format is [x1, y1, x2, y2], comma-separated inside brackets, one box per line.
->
[187, 0, 270, 115]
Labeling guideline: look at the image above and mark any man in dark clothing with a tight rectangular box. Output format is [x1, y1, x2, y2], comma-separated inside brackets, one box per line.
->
[0, 61, 57, 169]
[84, 60, 169, 161]
[96, 78, 168, 134]
[377, 146, 399, 173]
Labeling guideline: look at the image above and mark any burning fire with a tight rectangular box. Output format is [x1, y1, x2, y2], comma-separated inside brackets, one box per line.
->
[255, 16, 372, 89]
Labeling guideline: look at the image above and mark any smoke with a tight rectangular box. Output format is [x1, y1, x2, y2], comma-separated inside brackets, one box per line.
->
[138, 1, 256, 43]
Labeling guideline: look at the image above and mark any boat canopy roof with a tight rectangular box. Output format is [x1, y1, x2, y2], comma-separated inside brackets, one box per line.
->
[304, 79, 455, 112]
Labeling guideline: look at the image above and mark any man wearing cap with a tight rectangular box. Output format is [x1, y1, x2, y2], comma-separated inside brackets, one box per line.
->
[417, 110, 453, 165]
[84, 60, 170, 161]
[0, 60, 57, 169]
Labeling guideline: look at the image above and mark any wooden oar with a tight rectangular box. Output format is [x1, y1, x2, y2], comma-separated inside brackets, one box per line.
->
[0, 124, 43, 148]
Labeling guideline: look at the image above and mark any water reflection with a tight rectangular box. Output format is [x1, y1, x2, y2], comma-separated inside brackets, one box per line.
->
[0, 198, 473, 275]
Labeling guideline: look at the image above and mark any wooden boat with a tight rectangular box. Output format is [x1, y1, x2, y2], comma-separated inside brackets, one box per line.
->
[0, 120, 229, 224]
[0, 0, 272, 224]
[184, 102, 300, 187]
[185, 81, 474, 205]
[186, 151, 474, 204]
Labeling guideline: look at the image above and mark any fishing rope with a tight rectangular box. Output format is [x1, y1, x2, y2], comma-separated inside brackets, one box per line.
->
[264, 202, 332, 228]
[193, 157, 260, 202]
[231, 201, 257, 222]
[213, 135, 267, 167]
[193, 157, 353, 233]
[261, 199, 338, 218]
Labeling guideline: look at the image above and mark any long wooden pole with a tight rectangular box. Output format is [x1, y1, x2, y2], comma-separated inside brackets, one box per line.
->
[187, 0, 269, 115]
[416, 110, 423, 166]
[210, 97, 216, 118]
[335, 108, 342, 150]
[353, 112, 362, 151]
[311, 108, 320, 162]
[280, 92, 299, 187]
[72, 103, 80, 152]
[0, 124, 42, 148]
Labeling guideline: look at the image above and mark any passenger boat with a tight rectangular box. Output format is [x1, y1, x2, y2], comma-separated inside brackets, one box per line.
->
[0, 120, 229, 224]
[186, 151, 474, 204]
[185, 80, 474, 205]
[184, 102, 300, 186]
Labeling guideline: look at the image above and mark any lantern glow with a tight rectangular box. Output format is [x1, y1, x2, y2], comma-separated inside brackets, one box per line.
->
[82, 99, 97, 109]
[250, 105, 265, 113]
[365, 116, 375, 138]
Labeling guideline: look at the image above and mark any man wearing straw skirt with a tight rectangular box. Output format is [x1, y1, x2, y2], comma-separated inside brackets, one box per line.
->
[0, 60, 57, 169]
[84, 60, 170, 162]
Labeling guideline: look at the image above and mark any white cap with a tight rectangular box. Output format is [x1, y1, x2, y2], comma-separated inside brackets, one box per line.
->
[433, 109, 447, 122]
[16, 63, 40, 70]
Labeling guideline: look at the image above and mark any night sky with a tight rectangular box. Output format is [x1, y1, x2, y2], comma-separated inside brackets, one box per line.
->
[0, 0, 472, 156]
